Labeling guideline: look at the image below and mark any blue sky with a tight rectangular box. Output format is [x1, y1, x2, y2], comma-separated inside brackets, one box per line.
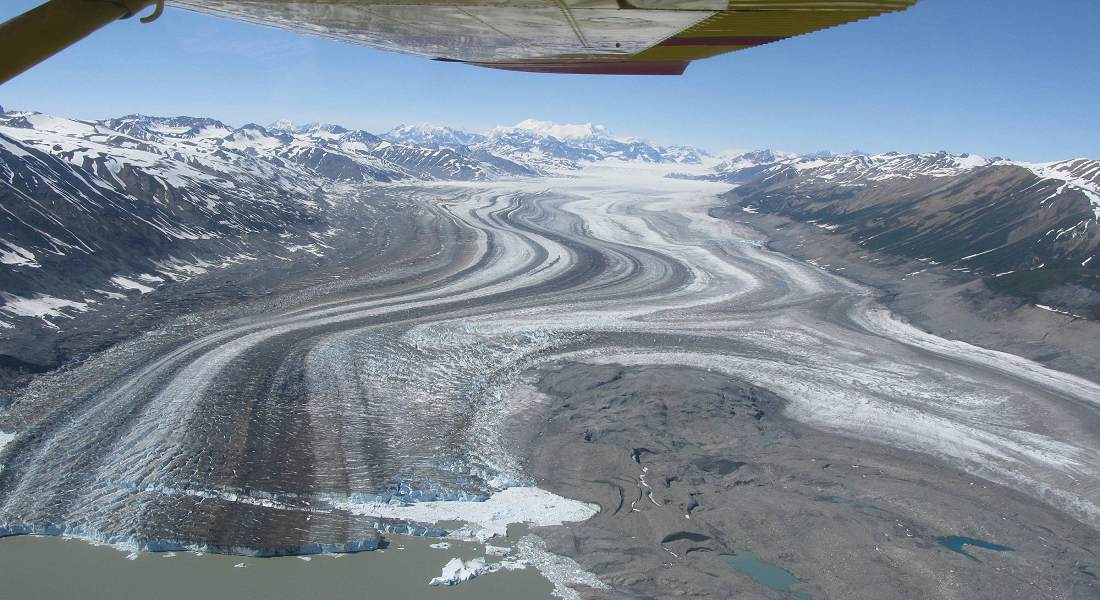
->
[1, 0, 1097, 161]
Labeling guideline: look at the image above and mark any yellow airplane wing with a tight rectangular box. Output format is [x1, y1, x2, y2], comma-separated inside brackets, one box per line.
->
[0, 0, 918, 83]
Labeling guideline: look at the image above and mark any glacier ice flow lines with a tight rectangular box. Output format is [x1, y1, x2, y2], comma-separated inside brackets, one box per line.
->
[1, 167, 1098, 554]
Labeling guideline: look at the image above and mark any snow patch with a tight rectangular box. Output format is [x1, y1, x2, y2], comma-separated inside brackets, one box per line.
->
[0, 135, 32, 157]
[0, 240, 38, 267]
[110, 276, 156, 294]
[0, 292, 89, 327]
[152, 256, 211, 281]
[285, 243, 325, 257]
[1035, 304, 1087, 319]
[21, 113, 99, 136]
[960, 247, 1000, 261]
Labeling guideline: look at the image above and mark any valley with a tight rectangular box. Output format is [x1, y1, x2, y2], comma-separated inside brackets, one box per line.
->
[1, 164, 1098, 598]
[0, 109, 1099, 598]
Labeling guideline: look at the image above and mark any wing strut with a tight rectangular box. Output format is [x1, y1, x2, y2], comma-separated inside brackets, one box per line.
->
[0, 0, 159, 85]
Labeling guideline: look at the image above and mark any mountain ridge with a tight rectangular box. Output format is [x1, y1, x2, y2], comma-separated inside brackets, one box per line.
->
[711, 150, 1100, 319]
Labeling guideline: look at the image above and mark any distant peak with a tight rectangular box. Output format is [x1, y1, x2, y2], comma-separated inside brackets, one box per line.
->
[388, 123, 447, 133]
[299, 122, 349, 135]
[714, 149, 798, 170]
[505, 119, 611, 140]
[269, 119, 295, 131]
[383, 123, 482, 147]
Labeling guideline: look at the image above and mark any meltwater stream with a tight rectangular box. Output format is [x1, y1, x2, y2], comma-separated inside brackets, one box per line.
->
[0, 166, 1098, 580]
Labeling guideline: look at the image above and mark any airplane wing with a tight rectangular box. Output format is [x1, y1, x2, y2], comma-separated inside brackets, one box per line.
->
[0, 0, 918, 83]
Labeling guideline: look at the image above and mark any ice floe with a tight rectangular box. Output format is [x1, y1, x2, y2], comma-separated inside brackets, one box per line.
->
[336, 486, 598, 540]
[429, 556, 526, 586]
[484, 544, 512, 557]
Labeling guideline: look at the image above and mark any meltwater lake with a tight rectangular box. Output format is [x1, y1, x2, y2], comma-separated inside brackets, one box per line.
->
[0, 533, 554, 600]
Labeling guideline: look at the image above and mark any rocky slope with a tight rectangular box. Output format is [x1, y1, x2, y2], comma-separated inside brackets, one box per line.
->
[697, 150, 1100, 318]
[0, 114, 325, 327]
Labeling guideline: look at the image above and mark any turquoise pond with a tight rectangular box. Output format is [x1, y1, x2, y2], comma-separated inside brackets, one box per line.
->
[723, 551, 810, 599]
[938, 536, 1014, 561]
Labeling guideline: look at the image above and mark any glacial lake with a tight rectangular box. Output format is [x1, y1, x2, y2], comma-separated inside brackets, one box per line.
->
[0, 533, 555, 599]
[724, 551, 811, 600]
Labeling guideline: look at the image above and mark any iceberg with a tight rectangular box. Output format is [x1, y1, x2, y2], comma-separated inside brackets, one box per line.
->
[429, 556, 526, 586]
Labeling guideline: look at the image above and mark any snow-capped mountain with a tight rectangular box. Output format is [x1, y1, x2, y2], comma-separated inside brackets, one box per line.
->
[3, 112, 326, 224]
[476, 119, 708, 170]
[238, 118, 531, 181]
[754, 151, 995, 186]
[505, 119, 611, 140]
[382, 124, 486, 148]
[0, 112, 327, 331]
[693, 149, 801, 182]
[687, 149, 992, 185]
[102, 114, 234, 141]
[1015, 158, 1100, 220]
[694, 148, 1100, 225]
[715, 149, 798, 172]
[92, 114, 509, 184]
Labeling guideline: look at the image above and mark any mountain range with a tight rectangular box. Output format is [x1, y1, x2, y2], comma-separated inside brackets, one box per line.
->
[0, 109, 708, 336]
[2, 106, 1098, 340]
[383, 119, 708, 170]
